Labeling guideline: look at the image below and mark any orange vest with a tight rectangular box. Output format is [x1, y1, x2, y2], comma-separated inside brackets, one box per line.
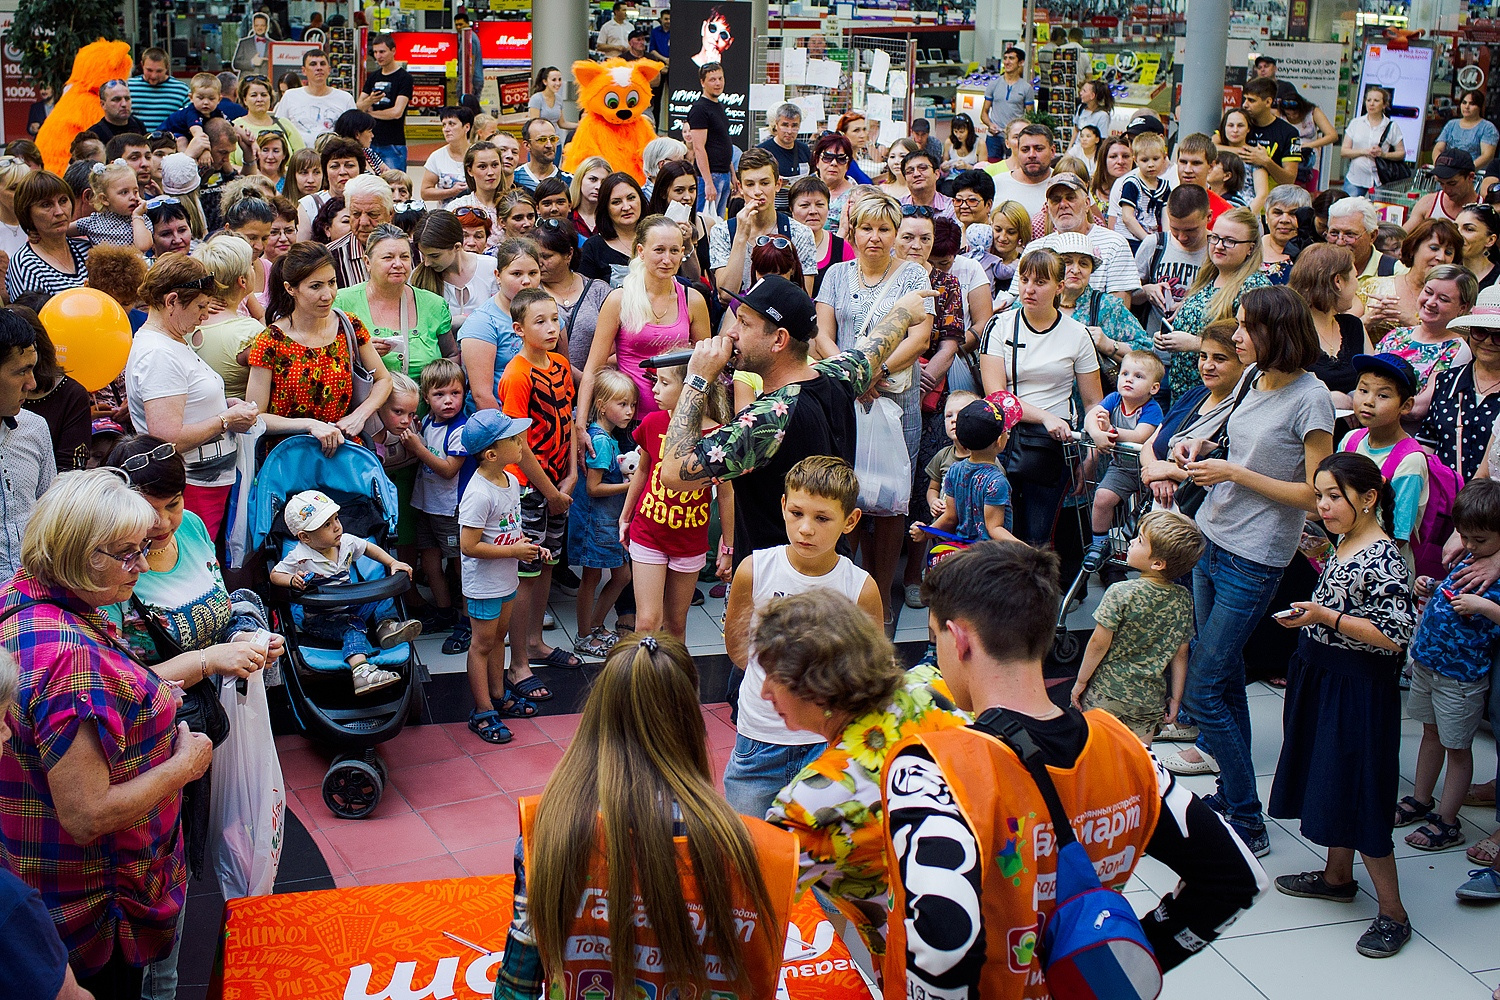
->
[518, 795, 799, 1000]
[881, 711, 1161, 1000]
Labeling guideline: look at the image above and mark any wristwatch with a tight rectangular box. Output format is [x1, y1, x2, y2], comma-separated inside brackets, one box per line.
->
[685, 373, 712, 395]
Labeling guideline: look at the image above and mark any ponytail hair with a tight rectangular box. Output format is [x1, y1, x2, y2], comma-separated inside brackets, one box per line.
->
[619, 215, 684, 332]
[1316, 452, 1395, 539]
[267, 241, 336, 326]
[410, 210, 465, 295]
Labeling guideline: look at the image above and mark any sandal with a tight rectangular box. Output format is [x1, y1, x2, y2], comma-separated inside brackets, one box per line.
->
[1394, 795, 1434, 828]
[1467, 835, 1500, 865]
[574, 627, 614, 659]
[509, 673, 553, 701]
[1466, 781, 1497, 807]
[1405, 817, 1466, 852]
[468, 709, 513, 745]
[497, 683, 540, 718]
[533, 646, 583, 669]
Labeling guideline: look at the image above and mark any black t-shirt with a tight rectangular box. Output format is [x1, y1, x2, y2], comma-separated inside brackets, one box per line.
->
[1246, 116, 1303, 166]
[576, 235, 631, 283]
[757, 137, 812, 180]
[687, 95, 734, 173]
[87, 115, 149, 142]
[1308, 312, 1367, 396]
[362, 66, 414, 146]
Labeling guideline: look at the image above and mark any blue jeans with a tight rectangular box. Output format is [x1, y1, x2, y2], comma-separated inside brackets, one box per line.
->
[293, 598, 397, 662]
[141, 900, 188, 999]
[986, 132, 1007, 161]
[696, 171, 733, 216]
[1342, 179, 1366, 198]
[371, 144, 407, 172]
[723, 734, 826, 819]
[1185, 538, 1283, 831]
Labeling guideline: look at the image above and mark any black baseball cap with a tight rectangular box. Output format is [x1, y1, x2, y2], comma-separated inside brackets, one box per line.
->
[1352, 352, 1420, 399]
[1434, 149, 1476, 179]
[911, 117, 931, 132]
[724, 276, 818, 341]
[1126, 113, 1166, 137]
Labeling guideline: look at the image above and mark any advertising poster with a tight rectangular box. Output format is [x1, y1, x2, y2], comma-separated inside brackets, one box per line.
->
[394, 32, 458, 124]
[270, 41, 323, 94]
[668, 0, 754, 150]
[0, 36, 38, 143]
[476, 18, 533, 68]
[1358, 45, 1434, 163]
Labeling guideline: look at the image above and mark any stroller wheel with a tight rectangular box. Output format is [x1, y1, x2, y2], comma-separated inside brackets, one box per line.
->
[322, 759, 383, 820]
[1053, 631, 1080, 664]
[335, 750, 387, 787]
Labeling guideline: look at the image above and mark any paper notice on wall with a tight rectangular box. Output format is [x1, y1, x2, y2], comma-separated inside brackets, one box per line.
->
[868, 49, 890, 92]
[783, 46, 809, 85]
[750, 84, 785, 110]
[888, 69, 907, 96]
[792, 94, 824, 130]
[853, 70, 867, 109]
[878, 119, 908, 145]
[807, 58, 843, 89]
[867, 93, 893, 123]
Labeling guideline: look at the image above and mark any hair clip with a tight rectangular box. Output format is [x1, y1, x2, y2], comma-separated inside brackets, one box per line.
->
[90, 162, 107, 175]
[639, 635, 659, 653]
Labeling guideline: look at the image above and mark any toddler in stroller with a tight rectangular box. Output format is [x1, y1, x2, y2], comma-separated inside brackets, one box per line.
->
[269, 489, 423, 695]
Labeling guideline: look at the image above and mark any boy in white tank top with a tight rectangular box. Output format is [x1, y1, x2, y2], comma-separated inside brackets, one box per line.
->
[721, 456, 884, 818]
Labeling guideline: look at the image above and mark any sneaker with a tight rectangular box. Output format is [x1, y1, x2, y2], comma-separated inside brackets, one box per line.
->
[1159, 747, 1220, 775]
[1231, 821, 1271, 858]
[374, 619, 422, 649]
[1355, 914, 1412, 958]
[352, 662, 401, 695]
[1275, 871, 1359, 902]
[1455, 867, 1500, 901]
[552, 565, 581, 596]
[1200, 791, 1229, 816]
[904, 584, 926, 609]
[1155, 723, 1200, 743]
[690, 587, 705, 607]
[418, 606, 458, 631]
[442, 623, 471, 655]
[542, 609, 557, 630]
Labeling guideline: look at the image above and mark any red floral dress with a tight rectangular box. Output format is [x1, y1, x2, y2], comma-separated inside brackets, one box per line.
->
[247, 313, 371, 422]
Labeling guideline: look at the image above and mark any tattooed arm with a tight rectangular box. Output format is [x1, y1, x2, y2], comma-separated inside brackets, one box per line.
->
[856, 290, 938, 388]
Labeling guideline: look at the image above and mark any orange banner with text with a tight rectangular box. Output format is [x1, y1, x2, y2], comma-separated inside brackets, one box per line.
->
[214, 875, 877, 1000]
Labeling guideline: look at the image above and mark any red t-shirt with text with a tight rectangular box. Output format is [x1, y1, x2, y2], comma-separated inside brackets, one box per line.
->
[628, 409, 714, 558]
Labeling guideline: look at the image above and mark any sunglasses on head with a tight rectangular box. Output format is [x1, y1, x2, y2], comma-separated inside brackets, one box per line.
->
[143, 195, 181, 210]
[901, 205, 934, 219]
[754, 235, 791, 249]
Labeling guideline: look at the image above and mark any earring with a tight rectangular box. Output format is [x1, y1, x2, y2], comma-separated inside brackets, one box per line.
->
[823, 708, 833, 718]
[1363, 506, 1371, 513]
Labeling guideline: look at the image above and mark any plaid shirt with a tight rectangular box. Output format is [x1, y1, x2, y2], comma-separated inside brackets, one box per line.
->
[0, 573, 186, 975]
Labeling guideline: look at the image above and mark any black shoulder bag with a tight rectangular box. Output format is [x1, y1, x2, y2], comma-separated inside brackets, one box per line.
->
[1374, 121, 1414, 186]
[1170, 369, 1257, 519]
[984, 310, 1069, 485]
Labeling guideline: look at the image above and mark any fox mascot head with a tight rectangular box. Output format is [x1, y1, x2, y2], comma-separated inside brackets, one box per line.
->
[36, 39, 137, 174]
[560, 58, 663, 185]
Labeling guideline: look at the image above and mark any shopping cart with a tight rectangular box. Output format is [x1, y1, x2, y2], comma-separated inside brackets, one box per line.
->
[1373, 166, 1438, 219]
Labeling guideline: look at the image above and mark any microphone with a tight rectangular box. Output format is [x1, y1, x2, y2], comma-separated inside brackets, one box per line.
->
[639, 349, 697, 371]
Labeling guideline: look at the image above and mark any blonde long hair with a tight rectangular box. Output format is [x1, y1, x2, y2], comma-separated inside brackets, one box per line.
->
[618, 215, 683, 332]
[1183, 206, 1264, 323]
[528, 632, 777, 994]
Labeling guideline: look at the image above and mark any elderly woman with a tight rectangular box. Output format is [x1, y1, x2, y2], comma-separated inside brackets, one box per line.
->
[815, 192, 935, 629]
[1047, 230, 1151, 366]
[1288, 243, 1374, 407]
[247, 241, 393, 456]
[1374, 263, 1478, 427]
[1156, 286, 1335, 860]
[1363, 219, 1464, 338]
[334, 224, 454, 382]
[978, 247, 1105, 544]
[759, 591, 966, 961]
[639, 136, 687, 201]
[124, 253, 260, 541]
[5, 170, 91, 300]
[1260, 184, 1312, 284]
[0, 470, 215, 1000]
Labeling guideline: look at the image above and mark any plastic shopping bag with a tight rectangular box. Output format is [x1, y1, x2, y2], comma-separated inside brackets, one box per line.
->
[208, 671, 285, 898]
[853, 396, 912, 516]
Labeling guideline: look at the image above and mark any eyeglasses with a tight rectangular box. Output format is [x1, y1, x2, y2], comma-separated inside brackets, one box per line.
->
[1206, 233, 1255, 248]
[901, 205, 934, 219]
[118, 442, 177, 473]
[953, 194, 985, 208]
[1324, 230, 1365, 245]
[96, 540, 153, 569]
[754, 235, 791, 249]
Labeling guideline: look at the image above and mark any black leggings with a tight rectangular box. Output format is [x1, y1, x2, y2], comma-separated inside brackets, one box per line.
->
[76, 946, 145, 1000]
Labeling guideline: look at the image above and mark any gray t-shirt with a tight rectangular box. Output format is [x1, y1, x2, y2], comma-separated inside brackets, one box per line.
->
[815, 260, 935, 349]
[1198, 368, 1335, 567]
[983, 75, 1035, 130]
[563, 277, 616, 373]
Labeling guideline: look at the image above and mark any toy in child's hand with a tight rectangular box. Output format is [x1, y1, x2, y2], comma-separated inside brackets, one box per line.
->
[560, 58, 663, 184]
[618, 451, 640, 476]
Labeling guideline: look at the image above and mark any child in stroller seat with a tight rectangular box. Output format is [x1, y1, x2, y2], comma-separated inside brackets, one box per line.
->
[269, 489, 423, 695]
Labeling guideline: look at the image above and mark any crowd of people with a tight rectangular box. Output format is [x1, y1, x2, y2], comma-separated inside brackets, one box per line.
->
[0, 28, 1498, 1000]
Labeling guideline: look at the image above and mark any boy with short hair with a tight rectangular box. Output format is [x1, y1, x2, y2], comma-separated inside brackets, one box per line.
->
[162, 73, 229, 145]
[722, 455, 883, 818]
[1116, 132, 1173, 248]
[1071, 509, 1205, 743]
[405, 359, 471, 651]
[1403, 478, 1500, 851]
[269, 490, 421, 696]
[911, 394, 1023, 544]
[499, 287, 578, 680]
[1341, 353, 1429, 553]
[457, 410, 542, 745]
[1087, 350, 1165, 543]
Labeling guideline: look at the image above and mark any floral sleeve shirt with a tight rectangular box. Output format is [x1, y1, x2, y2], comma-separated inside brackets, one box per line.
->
[765, 664, 969, 958]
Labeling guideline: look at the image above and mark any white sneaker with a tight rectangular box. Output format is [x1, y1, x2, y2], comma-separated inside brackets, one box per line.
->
[1159, 747, 1220, 775]
[352, 662, 401, 695]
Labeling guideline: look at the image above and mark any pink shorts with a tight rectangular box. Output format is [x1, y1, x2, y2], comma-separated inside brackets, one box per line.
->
[628, 540, 707, 574]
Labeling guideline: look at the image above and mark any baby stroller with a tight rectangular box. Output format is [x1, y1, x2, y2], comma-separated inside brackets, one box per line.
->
[249, 436, 426, 819]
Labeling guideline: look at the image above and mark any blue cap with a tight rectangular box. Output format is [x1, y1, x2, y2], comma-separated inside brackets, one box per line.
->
[1351, 352, 1419, 398]
[461, 410, 532, 454]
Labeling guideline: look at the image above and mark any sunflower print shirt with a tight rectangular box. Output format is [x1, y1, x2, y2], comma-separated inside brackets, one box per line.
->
[766, 664, 968, 957]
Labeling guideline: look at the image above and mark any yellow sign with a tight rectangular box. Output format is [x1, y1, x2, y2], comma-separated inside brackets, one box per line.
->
[1137, 53, 1161, 85]
[400, 0, 445, 10]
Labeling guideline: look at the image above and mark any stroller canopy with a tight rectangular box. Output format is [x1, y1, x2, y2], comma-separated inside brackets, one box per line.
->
[248, 437, 400, 554]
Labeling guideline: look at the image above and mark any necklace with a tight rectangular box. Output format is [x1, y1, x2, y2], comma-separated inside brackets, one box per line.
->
[1476, 367, 1500, 397]
[858, 259, 894, 289]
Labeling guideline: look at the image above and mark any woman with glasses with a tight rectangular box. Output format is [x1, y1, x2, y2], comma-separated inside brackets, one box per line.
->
[1374, 264, 1479, 428]
[233, 75, 303, 166]
[123, 254, 258, 540]
[0, 470, 216, 1000]
[578, 172, 644, 284]
[1457, 203, 1500, 294]
[334, 224, 454, 382]
[5, 170, 92, 300]
[812, 132, 858, 234]
[101, 435, 282, 1000]
[1158, 207, 1271, 402]
[814, 192, 935, 631]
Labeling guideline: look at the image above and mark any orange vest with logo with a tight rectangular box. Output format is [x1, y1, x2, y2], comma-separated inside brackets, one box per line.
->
[519, 795, 799, 1000]
[881, 711, 1161, 1000]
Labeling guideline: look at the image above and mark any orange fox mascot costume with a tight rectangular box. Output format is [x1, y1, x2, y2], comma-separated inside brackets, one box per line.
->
[560, 58, 663, 185]
[36, 39, 137, 174]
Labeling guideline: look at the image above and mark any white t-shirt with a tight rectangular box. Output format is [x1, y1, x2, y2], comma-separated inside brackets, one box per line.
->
[272, 535, 368, 584]
[423, 145, 468, 206]
[981, 307, 1100, 418]
[736, 546, 872, 745]
[443, 253, 499, 333]
[945, 253, 990, 331]
[411, 416, 469, 516]
[0, 220, 27, 259]
[1344, 114, 1398, 190]
[458, 470, 525, 600]
[125, 326, 237, 487]
[992, 170, 1050, 223]
[276, 86, 357, 147]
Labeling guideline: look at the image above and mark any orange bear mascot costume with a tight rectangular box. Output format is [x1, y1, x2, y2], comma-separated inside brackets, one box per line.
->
[36, 39, 137, 174]
[560, 58, 663, 185]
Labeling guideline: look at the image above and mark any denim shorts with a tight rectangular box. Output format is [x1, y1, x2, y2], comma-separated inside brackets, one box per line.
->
[722, 734, 826, 819]
[468, 592, 517, 621]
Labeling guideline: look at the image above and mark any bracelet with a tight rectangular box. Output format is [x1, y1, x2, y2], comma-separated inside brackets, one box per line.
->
[1333, 612, 1345, 633]
[719, 540, 733, 556]
[199, 649, 208, 680]
[684, 373, 711, 395]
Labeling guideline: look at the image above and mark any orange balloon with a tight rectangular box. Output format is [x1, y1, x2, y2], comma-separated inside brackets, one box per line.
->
[38, 288, 133, 393]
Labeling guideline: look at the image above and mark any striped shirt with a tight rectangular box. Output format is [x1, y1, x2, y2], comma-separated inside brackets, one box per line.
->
[4, 239, 90, 300]
[0, 574, 187, 975]
[127, 75, 192, 130]
[327, 233, 368, 288]
[0, 412, 57, 578]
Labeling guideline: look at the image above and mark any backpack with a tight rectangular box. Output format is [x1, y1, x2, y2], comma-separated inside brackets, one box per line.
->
[1342, 428, 1461, 579]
